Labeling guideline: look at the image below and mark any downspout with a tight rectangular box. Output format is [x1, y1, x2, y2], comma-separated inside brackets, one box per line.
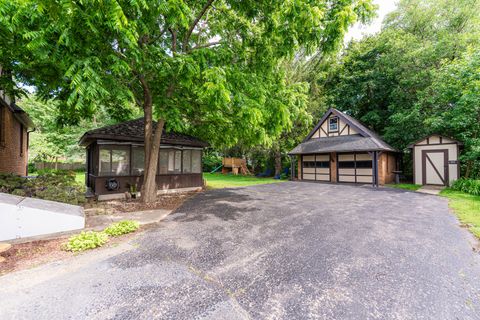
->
[26, 127, 36, 176]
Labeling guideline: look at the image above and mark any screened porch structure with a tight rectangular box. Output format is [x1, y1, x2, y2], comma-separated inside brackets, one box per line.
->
[79, 118, 209, 198]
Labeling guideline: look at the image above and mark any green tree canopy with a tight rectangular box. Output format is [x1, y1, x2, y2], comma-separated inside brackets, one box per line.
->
[0, 0, 375, 201]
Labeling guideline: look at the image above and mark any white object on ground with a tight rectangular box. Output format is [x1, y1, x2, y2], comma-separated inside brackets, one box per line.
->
[0, 193, 85, 241]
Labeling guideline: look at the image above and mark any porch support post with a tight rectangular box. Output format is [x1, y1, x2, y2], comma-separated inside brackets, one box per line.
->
[290, 155, 296, 181]
[377, 151, 383, 188]
[369, 151, 379, 188]
[372, 152, 375, 188]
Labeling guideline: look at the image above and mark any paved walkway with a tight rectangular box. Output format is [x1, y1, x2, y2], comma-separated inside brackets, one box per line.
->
[86, 209, 172, 230]
[0, 182, 479, 319]
[416, 185, 445, 195]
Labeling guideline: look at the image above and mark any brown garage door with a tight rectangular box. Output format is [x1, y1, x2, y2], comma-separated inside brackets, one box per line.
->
[337, 153, 373, 183]
[302, 154, 330, 182]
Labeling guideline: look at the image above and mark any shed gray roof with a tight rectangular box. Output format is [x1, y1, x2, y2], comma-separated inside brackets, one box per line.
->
[289, 134, 395, 155]
[79, 118, 209, 148]
[407, 134, 463, 148]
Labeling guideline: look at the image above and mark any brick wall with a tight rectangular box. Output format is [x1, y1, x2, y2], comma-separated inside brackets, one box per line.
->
[0, 105, 28, 175]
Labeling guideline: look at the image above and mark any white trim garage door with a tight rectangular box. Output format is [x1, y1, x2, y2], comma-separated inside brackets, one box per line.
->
[337, 153, 373, 183]
[302, 154, 330, 182]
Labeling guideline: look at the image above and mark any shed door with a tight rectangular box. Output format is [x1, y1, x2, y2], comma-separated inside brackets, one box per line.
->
[301, 154, 330, 181]
[337, 153, 373, 183]
[422, 150, 448, 186]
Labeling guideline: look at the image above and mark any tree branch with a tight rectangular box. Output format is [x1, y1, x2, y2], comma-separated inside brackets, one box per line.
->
[189, 41, 222, 52]
[183, 0, 215, 52]
[169, 28, 177, 53]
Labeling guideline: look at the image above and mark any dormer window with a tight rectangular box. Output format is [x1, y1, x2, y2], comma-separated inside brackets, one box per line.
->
[329, 117, 338, 132]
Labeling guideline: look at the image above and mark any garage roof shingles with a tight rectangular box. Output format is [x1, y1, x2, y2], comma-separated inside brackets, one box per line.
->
[288, 134, 393, 155]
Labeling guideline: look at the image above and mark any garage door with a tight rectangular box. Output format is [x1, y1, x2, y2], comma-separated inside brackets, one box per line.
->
[337, 153, 373, 183]
[302, 154, 330, 181]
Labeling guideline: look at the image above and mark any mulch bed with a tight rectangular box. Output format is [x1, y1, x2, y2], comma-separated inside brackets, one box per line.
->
[0, 225, 154, 276]
[0, 237, 71, 276]
[84, 191, 199, 216]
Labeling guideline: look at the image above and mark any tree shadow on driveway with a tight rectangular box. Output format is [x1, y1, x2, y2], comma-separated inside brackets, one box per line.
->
[170, 188, 260, 222]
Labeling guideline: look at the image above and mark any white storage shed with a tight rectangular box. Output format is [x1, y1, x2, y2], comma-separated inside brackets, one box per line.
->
[408, 134, 462, 186]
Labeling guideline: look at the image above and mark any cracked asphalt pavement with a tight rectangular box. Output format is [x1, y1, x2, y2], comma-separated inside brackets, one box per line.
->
[1, 182, 480, 319]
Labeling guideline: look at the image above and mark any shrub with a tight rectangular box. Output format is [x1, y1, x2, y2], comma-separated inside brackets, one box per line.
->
[451, 178, 480, 196]
[27, 162, 37, 174]
[0, 173, 27, 193]
[202, 152, 223, 172]
[64, 231, 109, 252]
[104, 220, 140, 237]
[0, 170, 85, 205]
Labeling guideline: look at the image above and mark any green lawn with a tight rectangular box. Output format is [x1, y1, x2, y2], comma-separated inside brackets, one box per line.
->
[203, 173, 284, 189]
[75, 171, 85, 185]
[440, 189, 480, 238]
[66, 171, 283, 189]
[386, 183, 422, 191]
[73, 171, 282, 189]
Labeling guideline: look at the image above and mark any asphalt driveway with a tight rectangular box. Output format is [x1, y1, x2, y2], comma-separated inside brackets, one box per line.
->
[1, 182, 480, 319]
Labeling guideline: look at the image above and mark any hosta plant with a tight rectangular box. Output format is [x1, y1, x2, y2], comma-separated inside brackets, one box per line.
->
[104, 220, 140, 237]
[64, 231, 109, 252]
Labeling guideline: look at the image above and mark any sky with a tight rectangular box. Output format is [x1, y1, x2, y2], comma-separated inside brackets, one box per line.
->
[345, 0, 398, 42]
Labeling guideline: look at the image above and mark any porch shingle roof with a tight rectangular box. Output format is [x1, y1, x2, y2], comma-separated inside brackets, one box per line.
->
[79, 118, 209, 147]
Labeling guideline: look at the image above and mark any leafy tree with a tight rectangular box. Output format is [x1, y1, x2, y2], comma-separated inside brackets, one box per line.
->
[0, 0, 374, 202]
[18, 95, 124, 164]
[422, 50, 480, 178]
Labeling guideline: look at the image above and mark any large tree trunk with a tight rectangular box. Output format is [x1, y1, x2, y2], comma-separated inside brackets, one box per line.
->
[274, 146, 282, 177]
[465, 160, 472, 179]
[142, 118, 164, 203]
[139, 74, 163, 204]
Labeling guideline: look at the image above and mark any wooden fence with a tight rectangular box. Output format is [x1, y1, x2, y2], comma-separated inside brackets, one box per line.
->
[35, 162, 85, 171]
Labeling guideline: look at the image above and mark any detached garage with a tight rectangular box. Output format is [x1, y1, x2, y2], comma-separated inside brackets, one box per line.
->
[289, 108, 398, 187]
[408, 134, 462, 186]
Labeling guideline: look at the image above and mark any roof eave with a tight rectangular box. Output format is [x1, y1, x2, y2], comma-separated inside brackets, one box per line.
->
[13, 112, 35, 130]
[79, 133, 209, 148]
[407, 134, 463, 148]
[0, 98, 35, 129]
[288, 148, 394, 156]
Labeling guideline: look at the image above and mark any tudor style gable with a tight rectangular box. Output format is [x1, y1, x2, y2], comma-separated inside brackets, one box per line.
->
[304, 108, 369, 142]
[298, 108, 395, 152]
[310, 113, 359, 138]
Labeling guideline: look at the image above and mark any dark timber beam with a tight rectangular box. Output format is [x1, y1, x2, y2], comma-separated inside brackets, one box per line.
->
[369, 151, 379, 188]
[290, 156, 296, 180]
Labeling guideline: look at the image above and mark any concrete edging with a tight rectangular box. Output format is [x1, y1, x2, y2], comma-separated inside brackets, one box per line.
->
[97, 186, 202, 201]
